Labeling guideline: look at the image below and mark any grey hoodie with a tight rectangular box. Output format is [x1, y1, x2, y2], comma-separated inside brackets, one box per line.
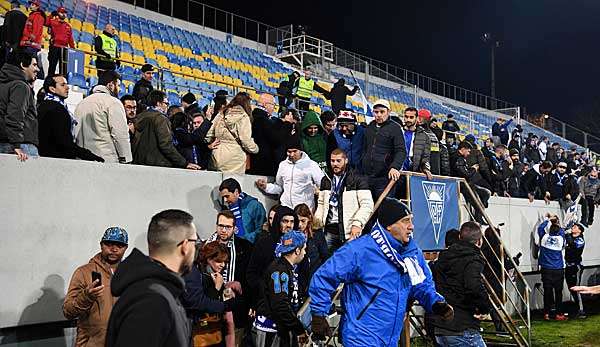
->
[0, 63, 37, 148]
[579, 175, 600, 202]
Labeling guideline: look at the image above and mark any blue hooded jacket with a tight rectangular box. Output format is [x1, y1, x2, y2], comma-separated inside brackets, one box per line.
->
[537, 220, 565, 270]
[333, 125, 365, 170]
[235, 194, 267, 244]
[309, 229, 444, 346]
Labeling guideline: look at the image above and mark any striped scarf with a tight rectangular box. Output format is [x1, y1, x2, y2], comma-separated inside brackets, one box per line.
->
[229, 193, 246, 238]
[370, 222, 426, 285]
[208, 232, 236, 283]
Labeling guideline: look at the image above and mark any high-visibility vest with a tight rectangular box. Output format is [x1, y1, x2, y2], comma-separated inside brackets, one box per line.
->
[99, 33, 117, 60]
[296, 77, 314, 99]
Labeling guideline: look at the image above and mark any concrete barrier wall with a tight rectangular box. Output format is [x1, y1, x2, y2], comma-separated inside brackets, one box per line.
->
[2, 155, 600, 328]
[0, 154, 277, 328]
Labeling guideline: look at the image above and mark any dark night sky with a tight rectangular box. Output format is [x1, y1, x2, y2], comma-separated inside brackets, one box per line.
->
[142, 0, 600, 123]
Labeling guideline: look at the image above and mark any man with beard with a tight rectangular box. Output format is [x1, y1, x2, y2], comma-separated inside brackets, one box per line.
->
[106, 209, 198, 347]
[402, 107, 432, 180]
[418, 109, 449, 176]
[315, 148, 373, 253]
[63, 227, 129, 347]
[520, 161, 553, 202]
[326, 110, 365, 171]
[507, 149, 525, 198]
[206, 211, 253, 345]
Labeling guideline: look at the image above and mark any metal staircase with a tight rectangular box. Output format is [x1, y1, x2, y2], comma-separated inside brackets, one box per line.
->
[407, 180, 531, 347]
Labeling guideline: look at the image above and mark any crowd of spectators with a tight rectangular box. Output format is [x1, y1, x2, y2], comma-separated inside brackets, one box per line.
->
[2, 15, 599, 347]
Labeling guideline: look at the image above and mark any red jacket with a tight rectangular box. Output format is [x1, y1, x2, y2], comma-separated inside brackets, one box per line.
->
[19, 10, 46, 49]
[45, 16, 74, 48]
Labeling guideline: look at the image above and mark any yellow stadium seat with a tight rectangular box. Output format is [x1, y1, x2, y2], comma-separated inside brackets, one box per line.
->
[170, 64, 181, 73]
[192, 69, 202, 78]
[78, 42, 92, 52]
[181, 66, 192, 76]
[120, 52, 132, 62]
[119, 32, 130, 42]
[133, 55, 145, 65]
[81, 22, 95, 34]
[70, 18, 82, 31]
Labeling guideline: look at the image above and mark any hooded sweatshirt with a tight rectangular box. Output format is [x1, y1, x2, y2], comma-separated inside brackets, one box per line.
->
[0, 63, 37, 148]
[265, 151, 324, 210]
[105, 248, 191, 347]
[246, 206, 299, 309]
[300, 110, 327, 168]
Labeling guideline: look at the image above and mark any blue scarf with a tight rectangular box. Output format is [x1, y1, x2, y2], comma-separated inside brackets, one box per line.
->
[329, 173, 346, 207]
[229, 192, 246, 237]
[370, 222, 426, 285]
[45, 93, 77, 140]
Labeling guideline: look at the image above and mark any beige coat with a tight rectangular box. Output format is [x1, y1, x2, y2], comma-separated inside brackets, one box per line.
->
[63, 253, 117, 347]
[205, 105, 258, 173]
[74, 85, 132, 163]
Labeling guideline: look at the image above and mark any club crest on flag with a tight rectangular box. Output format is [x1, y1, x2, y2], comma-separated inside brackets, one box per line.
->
[422, 181, 446, 244]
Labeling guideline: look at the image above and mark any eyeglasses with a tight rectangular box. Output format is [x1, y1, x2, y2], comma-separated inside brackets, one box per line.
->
[217, 224, 234, 231]
[177, 236, 202, 248]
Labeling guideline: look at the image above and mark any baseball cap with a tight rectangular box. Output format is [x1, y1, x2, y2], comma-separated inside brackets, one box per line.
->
[418, 109, 432, 121]
[141, 64, 155, 73]
[275, 231, 307, 257]
[373, 99, 390, 110]
[101, 227, 129, 245]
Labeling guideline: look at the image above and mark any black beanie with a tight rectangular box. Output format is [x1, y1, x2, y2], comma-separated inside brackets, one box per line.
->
[285, 134, 302, 151]
[377, 198, 412, 228]
[182, 92, 196, 104]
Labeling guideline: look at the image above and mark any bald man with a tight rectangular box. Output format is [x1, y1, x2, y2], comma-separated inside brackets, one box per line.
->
[249, 93, 283, 176]
[94, 23, 120, 76]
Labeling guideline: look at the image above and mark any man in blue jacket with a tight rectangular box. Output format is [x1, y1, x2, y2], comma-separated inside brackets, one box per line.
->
[219, 178, 267, 244]
[536, 213, 568, 321]
[309, 198, 453, 346]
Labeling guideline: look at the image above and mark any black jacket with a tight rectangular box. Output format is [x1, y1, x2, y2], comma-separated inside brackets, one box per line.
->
[546, 147, 559, 164]
[441, 119, 460, 137]
[406, 126, 431, 173]
[329, 80, 358, 114]
[2, 9, 27, 47]
[271, 117, 297, 164]
[362, 118, 406, 177]
[451, 154, 477, 181]
[106, 248, 191, 347]
[523, 143, 540, 164]
[258, 257, 305, 340]
[466, 147, 492, 190]
[565, 233, 585, 265]
[222, 235, 253, 328]
[246, 206, 299, 309]
[37, 98, 103, 161]
[183, 102, 201, 118]
[0, 63, 37, 148]
[132, 78, 153, 106]
[507, 161, 525, 198]
[249, 108, 282, 176]
[545, 172, 579, 201]
[182, 265, 226, 317]
[520, 165, 547, 198]
[432, 240, 490, 333]
[488, 156, 512, 195]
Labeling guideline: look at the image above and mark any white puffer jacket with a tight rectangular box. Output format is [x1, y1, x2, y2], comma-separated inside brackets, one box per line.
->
[264, 151, 324, 210]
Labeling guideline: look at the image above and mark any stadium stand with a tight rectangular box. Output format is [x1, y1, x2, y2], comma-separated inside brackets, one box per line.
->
[0, 0, 585, 152]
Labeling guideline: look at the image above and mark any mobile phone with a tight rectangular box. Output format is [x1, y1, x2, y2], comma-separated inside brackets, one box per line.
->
[91, 271, 102, 287]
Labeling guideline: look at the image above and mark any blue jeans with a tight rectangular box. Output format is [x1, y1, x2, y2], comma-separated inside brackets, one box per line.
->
[436, 330, 486, 347]
[0, 143, 39, 156]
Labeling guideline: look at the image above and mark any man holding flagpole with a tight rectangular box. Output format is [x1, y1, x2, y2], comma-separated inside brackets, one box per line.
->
[309, 197, 453, 346]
